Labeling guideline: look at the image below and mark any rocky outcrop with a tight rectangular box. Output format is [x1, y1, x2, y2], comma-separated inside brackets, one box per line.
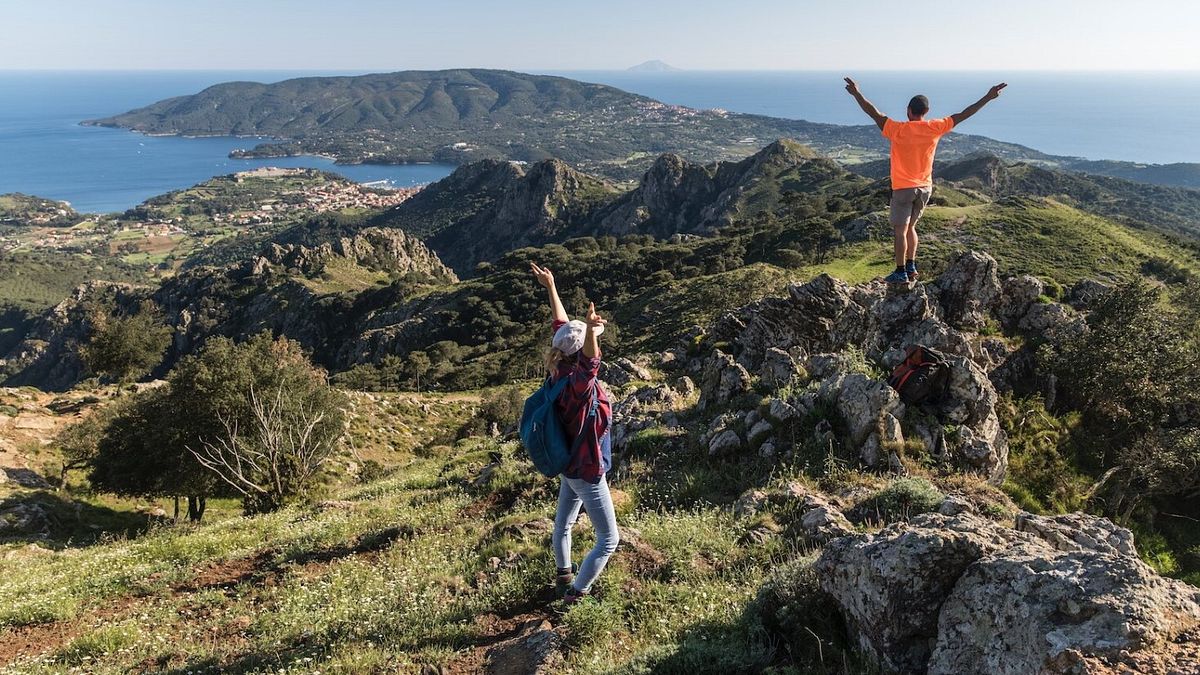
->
[1, 281, 150, 390]
[816, 512, 1200, 675]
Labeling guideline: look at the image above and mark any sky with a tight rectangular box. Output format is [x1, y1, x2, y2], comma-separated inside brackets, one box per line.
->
[3, 0, 1199, 71]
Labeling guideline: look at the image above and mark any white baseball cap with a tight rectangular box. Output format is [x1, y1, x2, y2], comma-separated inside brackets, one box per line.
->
[553, 319, 603, 356]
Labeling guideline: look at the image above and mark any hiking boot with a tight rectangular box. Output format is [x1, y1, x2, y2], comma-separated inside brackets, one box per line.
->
[884, 269, 911, 285]
[905, 261, 919, 281]
[554, 564, 578, 598]
[563, 588, 589, 605]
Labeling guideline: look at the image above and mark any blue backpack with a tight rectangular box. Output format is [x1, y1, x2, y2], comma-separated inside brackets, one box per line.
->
[519, 376, 598, 478]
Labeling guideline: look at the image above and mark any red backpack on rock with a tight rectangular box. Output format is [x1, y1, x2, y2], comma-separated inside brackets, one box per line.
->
[888, 345, 951, 406]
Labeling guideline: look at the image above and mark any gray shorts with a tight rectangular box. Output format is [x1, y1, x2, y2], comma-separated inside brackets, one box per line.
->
[889, 186, 933, 227]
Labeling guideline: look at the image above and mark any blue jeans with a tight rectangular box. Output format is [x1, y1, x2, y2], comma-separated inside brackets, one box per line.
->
[553, 474, 619, 593]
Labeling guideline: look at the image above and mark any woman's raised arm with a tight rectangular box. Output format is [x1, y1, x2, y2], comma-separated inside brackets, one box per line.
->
[531, 262, 568, 323]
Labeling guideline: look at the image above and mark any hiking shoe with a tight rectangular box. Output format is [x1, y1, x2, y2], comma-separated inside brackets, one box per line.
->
[554, 564, 577, 598]
[884, 270, 910, 285]
[563, 588, 589, 605]
[905, 262, 919, 281]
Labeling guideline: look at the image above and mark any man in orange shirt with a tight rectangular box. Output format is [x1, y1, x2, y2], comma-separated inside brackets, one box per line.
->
[844, 77, 1007, 284]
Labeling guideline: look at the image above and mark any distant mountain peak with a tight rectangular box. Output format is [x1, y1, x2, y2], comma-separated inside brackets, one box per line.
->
[627, 60, 681, 72]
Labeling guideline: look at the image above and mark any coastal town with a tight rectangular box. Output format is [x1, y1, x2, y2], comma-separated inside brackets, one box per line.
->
[0, 168, 424, 266]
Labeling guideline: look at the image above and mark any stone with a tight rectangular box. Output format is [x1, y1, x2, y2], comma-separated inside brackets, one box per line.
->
[598, 361, 633, 387]
[930, 548, 1200, 675]
[698, 350, 751, 410]
[996, 275, 1044, 328]
[765, 397, 798, 424]
[1018, 301, 1076, 337]
[816, 513, 1029, 673]
[817, 372, 904, 447]
[758, 440, 777, 457]
[816, 511, 1200, 675]
[937, 496, 974, 516]
[798, 494, 854, 543]
[1066, 277, 1112, 309]
[759, 346, 802, 390]
[484, 619, 565, 675]
[1013, 511, 1137, 558]
[707, 429, 743, 456]
[671, 375, 696, 399]
[931, 251, 1002, 329]
[748, 419, 774, 448]
[614, 356, 653, 381]
[734, 489, 769, 518]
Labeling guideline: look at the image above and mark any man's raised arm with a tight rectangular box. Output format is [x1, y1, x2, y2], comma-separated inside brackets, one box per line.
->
[844, 77, 887, 130]
[951, 83, 1007, 127]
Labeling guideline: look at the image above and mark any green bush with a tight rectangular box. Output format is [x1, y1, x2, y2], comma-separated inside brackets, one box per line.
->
[855, 478, 945, 523]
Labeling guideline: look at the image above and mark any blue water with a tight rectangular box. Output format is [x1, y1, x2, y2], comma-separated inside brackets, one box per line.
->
[0, 71, 455, 213]
[2, 70, 1199, 213]
[549, 70, 1200, 166]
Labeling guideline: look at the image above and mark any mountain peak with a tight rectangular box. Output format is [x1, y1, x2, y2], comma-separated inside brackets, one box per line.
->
[627, 60, 681, 72]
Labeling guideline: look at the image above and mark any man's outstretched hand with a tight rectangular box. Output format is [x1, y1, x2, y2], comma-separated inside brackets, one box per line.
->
[844, 77, 860, 96]
[986, 83, 1008, 100]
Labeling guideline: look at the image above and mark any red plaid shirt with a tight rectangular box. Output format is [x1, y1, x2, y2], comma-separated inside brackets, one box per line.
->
[551, 320, 613, 482]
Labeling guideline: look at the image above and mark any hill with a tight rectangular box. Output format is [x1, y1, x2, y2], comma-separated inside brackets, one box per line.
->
[627, 59, 681, 72]
[87, 69, 1065, 182]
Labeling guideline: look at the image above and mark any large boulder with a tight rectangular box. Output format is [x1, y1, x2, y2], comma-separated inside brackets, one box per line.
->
[996, 275, 1044, 328]
[931, 251, 1001, 330]
[758, 347, 803, 391]
[698, 350, 751, 410]
[941, 355, 1008, 483]
[816, 512, 1200, 675]
[930, 548, 1200, 675]
[816, 513, 1029, 673]
[817, 372, 905, 468]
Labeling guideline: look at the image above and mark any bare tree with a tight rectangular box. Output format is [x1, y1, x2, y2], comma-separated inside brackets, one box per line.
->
[187, 384, 344, 513]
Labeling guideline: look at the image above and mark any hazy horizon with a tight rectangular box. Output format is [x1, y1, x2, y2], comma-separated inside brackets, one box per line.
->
[5, 0, 1199, 71]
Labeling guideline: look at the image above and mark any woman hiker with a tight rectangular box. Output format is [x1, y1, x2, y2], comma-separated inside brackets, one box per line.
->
[530, 261, 618, 604]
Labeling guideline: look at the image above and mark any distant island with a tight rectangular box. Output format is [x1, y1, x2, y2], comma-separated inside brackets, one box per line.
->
[85, 69, 1200, 188]
[627, 59, 682, 72]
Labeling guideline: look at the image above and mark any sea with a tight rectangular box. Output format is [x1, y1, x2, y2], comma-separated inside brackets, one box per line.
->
[2, 70, 1198, 213]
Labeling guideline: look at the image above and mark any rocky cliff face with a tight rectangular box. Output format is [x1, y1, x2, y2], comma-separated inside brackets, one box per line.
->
[374, 140, 868, 275]
[592, 139, 856, 238]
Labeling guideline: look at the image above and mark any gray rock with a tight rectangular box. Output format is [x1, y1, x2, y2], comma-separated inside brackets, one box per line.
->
[930, 548, 1200, 675]
[937, 495, 974, 516]
[1066, 277, 1112, 309]
[1013, 511, 1137, 558]
[816, 513, 1031, 673]
[484, 618, 565, 675]
[698, 350, 751, 410]
[614, 357, 652, 381]
[931, 251, 1001, 329]
[759, 346, 802, 390]
[734, 489, 769, 518]
[799, 494, 854, 543]
[758, 440, 777, 457]
[817, 372, 904, 448]
[748, 419, 774, 448]
[996, 275, 1044, 328]
[708, 429, 743, 456]
[765, 397, 798, 424]
[671, 375, 696, 399]
[816, 511, 1200, 675]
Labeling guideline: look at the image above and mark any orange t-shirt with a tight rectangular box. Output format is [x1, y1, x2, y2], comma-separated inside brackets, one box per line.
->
[882, 117, 955, 190]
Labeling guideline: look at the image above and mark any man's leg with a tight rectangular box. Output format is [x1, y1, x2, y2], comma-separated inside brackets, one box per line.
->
[887, 190, 914, 282]
[905, 187, 932, 278]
